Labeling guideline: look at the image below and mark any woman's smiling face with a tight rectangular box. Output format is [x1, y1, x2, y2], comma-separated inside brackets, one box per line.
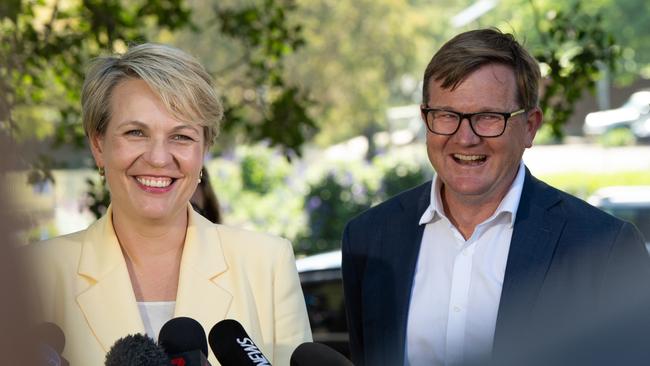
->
[90, 78, 205, 224]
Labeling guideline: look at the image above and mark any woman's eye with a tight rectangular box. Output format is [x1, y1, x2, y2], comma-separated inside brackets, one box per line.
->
[172, 134, 194, 141]
[126, 130, 144, 137]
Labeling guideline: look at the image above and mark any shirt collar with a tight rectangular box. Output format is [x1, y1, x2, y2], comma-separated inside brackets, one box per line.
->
[419, 161, 526, 228]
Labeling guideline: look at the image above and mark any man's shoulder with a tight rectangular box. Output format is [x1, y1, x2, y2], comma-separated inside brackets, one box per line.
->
[347, 180, 431, 228]
[526, 175, 625, 227]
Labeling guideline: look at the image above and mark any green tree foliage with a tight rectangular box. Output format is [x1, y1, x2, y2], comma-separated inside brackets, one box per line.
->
[300, 170, 372, 254]
[212, 0, 317, 157]
[1, 0, 316, 218]
[529, 0, 620, 139]
[1, 0, 193, 167]
[284, 0, 421, 147]
[580, 0, 650, 83]
[167, 0, 317, 158]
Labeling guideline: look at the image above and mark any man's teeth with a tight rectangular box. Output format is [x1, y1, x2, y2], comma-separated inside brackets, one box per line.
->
[136, 177, 172, 188]
[454, 154, 485, 161]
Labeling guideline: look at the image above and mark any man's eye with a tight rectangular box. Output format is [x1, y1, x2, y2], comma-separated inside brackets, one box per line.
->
[436, 112, 458, 120]
[477, 114, 501, 121]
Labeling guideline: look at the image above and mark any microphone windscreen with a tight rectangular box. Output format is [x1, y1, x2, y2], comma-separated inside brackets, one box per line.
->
[105, 334, 170, 366]
[290, 342, 353, 366]
[158, 317, 208, 357]
[208, 319, 271, 366]
[34, 322, 66, 354]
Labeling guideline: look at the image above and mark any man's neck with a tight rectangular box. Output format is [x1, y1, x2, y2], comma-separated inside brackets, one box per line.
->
[440, 180, 514, 240]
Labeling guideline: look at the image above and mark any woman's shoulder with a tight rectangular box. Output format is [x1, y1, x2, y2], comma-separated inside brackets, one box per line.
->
[27, 229, 87, 266]
[214, 224, 292, 252]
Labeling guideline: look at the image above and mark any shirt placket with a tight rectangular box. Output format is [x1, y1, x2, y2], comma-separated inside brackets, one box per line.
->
[445, 231, 475, 366]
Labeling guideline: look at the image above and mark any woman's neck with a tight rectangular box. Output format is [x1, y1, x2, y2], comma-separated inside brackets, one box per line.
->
[111, 206, 188, 264]
[111, 207, 188, 301]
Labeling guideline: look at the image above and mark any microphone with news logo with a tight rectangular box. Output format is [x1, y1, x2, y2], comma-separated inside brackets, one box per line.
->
[290, 342, 353, 366]
[105, 333, 171, 366]
[208, 319, 271, 366]
[158, 317, 211, 366]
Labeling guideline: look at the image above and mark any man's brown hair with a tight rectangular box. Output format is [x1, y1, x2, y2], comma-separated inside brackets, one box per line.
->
[422, 28, 540, 110]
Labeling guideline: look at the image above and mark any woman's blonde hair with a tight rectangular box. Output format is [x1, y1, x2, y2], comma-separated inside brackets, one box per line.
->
[81, 43, 223, 145]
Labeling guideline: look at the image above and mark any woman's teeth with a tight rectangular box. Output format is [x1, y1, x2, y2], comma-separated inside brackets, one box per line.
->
[136, 177, 172, 188]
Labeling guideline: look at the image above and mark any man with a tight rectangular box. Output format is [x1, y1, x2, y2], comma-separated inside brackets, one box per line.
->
[342, 28, 650, 366]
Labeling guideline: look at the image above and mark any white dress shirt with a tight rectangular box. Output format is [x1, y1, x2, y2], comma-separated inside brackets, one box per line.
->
[406, 162, 525, 366]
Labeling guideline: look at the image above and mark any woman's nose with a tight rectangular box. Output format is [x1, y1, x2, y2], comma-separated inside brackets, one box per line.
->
[144, 139, 173, 167]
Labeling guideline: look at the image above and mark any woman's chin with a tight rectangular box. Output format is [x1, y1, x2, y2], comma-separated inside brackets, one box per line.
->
[119, 203, 185, 223]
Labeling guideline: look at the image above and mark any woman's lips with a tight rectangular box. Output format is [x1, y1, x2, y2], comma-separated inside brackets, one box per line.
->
[134, 176, 177, 193]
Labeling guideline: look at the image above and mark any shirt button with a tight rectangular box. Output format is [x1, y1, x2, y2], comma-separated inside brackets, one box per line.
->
[454, 306, 461, 312]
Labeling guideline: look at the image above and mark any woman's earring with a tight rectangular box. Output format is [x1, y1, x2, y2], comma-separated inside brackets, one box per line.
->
[98, 166, 105, 184]
[198, 169, 203, 183]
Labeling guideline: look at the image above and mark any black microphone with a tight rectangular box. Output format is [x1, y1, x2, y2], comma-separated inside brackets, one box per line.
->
[290, 342, 353, 366]
[158, 317, 211, 366]
[105, 334, 171, 366]
[208, 319, 271, 366]
[33, 322, 70, 366]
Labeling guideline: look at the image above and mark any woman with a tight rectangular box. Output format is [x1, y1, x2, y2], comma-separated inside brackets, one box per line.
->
[30, 43, 312, 365]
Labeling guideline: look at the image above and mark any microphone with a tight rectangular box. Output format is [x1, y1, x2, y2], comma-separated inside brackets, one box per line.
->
[33, 322, 70, 366]
[105, 334, 171, 366]
[158, 317, 211, 366]
[290, 342, 353, 366]
[208, 319, 271, 366]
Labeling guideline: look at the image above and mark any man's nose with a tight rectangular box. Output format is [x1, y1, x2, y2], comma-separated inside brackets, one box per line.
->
[453, 117, 481, 144]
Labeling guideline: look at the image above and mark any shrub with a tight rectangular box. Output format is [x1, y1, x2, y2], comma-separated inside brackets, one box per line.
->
[298, 170, 372, 255]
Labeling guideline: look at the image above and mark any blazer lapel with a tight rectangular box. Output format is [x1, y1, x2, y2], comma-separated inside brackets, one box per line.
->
[174, 208, 232, 334]
[375, 182, 431, 364]
[493, 170, 566, 354]
[76, 208, 144, 352]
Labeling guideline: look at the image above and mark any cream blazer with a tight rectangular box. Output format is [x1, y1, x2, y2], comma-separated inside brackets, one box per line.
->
[30, 205, 312, 365]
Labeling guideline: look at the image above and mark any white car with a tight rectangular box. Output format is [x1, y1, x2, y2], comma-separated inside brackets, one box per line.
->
[632, 113, 650, 140]
[587, 186, 650, 251]
[583, 90, 650, 136]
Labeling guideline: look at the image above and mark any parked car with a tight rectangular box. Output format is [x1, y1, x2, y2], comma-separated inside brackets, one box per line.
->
[583, 90, 650, 137]
[632, 113, 650, 141]
[296, 250, 349, 358]
[587, 186, 650, 251]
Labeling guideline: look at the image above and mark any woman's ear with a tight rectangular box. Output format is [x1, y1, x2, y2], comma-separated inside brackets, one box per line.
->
[89, 134, 105, 168]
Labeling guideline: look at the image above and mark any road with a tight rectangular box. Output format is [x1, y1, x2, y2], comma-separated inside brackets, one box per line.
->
[524, 143, 650, 175]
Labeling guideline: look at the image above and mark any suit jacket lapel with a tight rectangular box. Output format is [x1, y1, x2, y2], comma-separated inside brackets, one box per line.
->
[493, 169, 566, 354]
[376, 182, 431, 364]
[174, 207, 232, 333]
[76, 207, 144, 352]
[76, 206, 233, 351]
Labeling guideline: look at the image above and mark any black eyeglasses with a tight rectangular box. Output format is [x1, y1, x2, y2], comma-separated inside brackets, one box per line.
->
[421, 107, 526, 137]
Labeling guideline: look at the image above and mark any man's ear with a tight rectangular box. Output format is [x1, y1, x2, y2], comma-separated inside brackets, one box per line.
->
[524, 107, 543, 148]
[420, 104, 429, 127]
[89, 134, 105, 168]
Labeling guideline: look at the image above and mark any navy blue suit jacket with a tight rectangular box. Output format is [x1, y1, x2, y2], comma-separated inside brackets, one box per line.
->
[342, 169, 650, 365]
